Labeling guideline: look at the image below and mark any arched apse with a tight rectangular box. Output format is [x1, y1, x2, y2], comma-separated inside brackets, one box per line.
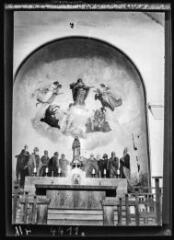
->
[13, 36, 150, 187]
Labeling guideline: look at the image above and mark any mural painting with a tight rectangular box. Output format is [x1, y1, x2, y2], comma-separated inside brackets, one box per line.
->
[13, 38, 150, 189]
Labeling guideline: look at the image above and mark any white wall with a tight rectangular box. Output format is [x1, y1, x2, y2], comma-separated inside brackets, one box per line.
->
[13, 11, 165, 183]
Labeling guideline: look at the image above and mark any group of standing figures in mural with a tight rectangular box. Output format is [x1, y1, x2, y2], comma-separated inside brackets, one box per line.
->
[15, 141, 130, 189]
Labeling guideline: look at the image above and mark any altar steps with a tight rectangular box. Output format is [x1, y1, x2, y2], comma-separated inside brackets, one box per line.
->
[47, 208, 157, 226]
[14, 207, 157, 226]
[47, 209, 104, 225]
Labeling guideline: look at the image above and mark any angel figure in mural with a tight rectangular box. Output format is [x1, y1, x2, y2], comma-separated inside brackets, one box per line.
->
[32, 81, 63, 106]
[94, 84, 122, 112]
[40, 104, 61, 129]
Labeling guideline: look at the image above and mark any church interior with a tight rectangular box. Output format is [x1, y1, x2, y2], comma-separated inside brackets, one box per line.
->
[10, 9, 167, 236]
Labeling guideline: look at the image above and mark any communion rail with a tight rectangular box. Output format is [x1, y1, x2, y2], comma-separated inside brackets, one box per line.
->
[12, 177, 162, 226]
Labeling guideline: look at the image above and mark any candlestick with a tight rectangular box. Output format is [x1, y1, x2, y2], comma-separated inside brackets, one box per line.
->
[104, 169, 106, 178]
[58, 167, 61, 177]
[117, 169, 120, 178]
[45, 167, 48, 176]
[92, 168, 95, 178]
[33, 167, 37, 176]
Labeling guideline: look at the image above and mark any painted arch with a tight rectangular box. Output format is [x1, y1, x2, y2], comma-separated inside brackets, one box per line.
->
[13, 36, 151, 187]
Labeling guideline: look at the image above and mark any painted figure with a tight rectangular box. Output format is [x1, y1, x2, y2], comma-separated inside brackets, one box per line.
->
[70, 79, 92, 105]
[94, 84, 122, 112]
[15, 145, 30, 188]
[59, 154, 69, 177]
[85, 109, 111, 133]
[84, 153, 99, 178]
[32, 81, 62, 106]
[98, 153, 109, 178]
[41, 104, 61, 129]
[48, 152, 59, 176]
[39, 150, 49, 176]
[120, 147, 130, 180]
[27, 147, 40, 176]
[108, 151, 119, 178]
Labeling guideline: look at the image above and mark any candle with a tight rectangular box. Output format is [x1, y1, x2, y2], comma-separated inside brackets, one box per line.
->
[58, 168, 61, 174]
[45, 167, 48, 174]
[34, 167, 37, 174]
[117, 169, 120, 175]
[92, 168, 96, 178]
[104, 169, 106, 175]
[118, 159, 120, 169]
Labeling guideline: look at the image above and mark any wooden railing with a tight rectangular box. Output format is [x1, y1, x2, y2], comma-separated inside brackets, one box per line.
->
[12, 177, 162, 226]
[102, 177, 162, 226]
[12, 192, 50, 225]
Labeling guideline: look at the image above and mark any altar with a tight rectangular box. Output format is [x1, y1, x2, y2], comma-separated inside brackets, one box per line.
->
[23, 175, 127, 225]
[25, 176, 127, 198]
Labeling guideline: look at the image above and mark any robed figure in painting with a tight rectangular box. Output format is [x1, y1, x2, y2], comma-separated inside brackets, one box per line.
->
[120, 147, 130, 180]
[39, 150, 49, 176]
[70, 79, 91, 105]
[98, 153, 109, 178]
[94, 84, 122, 112]
[15, 145, 30, 188]
[84, 154, 100, 178]
[48, 152, 59, 176]
[27, 147, 40, 176]
[108, 151, 119, 178]
[59, 154, 69, 177]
